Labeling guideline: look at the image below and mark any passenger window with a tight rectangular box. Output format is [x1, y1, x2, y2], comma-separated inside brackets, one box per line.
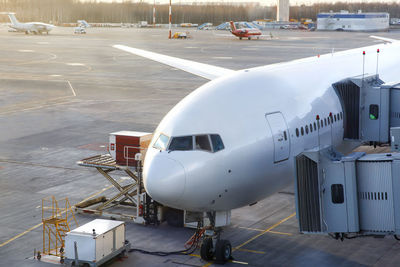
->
[305, 125, 309, 134]
[153, 134, 169, 150]
[313, 122, 316, 131]
[301, 127, 304, 136]
[296, 128, 299, 137]
[324, 118, 327, 125]
[370, 104, 379, 120]
[340, 112, 343, 120]
[334, 115, 337, 122]
[210, 134, 224, 152]
[331, 184, 344, 204]
[283, 131, 287, 141]
[337, 113, 340, 120]
[309, 123, 313, 132]
[169, 136, 193, 151]
[195, 135, 212, 152]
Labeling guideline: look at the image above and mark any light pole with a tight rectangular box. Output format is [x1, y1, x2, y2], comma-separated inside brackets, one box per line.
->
[168, 0, 172, 39]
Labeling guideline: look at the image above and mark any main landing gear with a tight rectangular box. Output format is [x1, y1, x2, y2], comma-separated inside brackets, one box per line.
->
[200, 212, 232, 264]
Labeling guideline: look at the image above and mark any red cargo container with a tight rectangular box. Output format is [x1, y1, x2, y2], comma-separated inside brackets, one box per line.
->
[109, 131, 152, 166]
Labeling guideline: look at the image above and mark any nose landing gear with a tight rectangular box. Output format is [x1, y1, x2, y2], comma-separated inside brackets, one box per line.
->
[200, 230, 232, 263]
[200, 212, 232, 264]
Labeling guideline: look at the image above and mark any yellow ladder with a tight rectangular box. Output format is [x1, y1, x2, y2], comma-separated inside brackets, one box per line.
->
[42, 196, 78, 256]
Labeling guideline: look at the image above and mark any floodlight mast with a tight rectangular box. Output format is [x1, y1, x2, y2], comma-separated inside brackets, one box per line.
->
[153, 0, 156, 26]
[168, 0, 172, 39]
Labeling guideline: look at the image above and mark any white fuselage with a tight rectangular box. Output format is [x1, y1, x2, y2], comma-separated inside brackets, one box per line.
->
[5, 13, 54, 34]
[143, 41, 400, 212]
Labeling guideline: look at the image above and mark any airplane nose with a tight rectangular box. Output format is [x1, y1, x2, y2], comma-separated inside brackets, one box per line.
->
[143, 154, 186, 205]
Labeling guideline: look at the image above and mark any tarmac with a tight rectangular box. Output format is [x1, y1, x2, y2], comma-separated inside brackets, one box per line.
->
[1, 26, 400, 267]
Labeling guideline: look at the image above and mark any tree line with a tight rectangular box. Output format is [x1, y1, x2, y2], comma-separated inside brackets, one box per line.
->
[0, 0, 399, 25]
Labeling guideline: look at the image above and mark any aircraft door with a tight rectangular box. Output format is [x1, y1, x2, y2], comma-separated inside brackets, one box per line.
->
[265, 112, 290, 163]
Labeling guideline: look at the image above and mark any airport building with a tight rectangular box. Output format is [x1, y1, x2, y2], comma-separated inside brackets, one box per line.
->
[317, 10, 389, 31]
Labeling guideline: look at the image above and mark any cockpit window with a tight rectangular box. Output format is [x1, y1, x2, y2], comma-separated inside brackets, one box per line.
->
[169, 136, 193, 151]
[153, 134, 169, 150]
[195, 135, 212, 152]
[210, 134, 224, 152]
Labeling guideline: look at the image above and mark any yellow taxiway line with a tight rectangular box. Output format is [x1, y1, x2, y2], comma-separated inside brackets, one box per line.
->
[0, 184, 114, 248]
[238, 227, 293, 236]
[234, 212, 296, 251]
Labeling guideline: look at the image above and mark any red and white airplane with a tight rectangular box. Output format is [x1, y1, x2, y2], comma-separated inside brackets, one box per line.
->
[229, 21, 262, 40]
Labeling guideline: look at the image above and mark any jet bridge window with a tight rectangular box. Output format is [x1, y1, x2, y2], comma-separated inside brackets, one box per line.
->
[195, 135, 212, 152]
[331, 184, 344, 204]
[210, 134, 224, 152]
[153, 134, 169, 150]
[369, 104, 379, 120]
[169, 136, 193, 151]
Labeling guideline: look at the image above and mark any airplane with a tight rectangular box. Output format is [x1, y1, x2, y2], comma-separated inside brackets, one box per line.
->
[229, 21, 262, 40]
[0, 12, 54, 34]
[113, 35, 400, 263]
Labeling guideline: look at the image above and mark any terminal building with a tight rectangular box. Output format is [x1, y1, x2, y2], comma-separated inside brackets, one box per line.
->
[317, 10, 389, 31]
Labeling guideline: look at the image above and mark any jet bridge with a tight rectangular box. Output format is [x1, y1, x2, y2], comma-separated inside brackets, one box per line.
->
[333, 75, 400, 144]
[295, 146, 400, 237]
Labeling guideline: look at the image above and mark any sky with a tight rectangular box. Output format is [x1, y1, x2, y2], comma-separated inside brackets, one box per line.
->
[81, 0, 397, 5]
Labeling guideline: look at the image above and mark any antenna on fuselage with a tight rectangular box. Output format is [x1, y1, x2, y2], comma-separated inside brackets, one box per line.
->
[316, 115, 320, 151]
[362, 51, 366, 89]
[376, 48, 380, 81]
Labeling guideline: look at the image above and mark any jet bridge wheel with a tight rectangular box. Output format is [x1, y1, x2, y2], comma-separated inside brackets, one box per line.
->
[215, 239, 232, 263]
[200, 237, 214, 261]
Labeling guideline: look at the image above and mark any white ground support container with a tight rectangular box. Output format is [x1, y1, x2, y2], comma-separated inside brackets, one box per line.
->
[65, 219, 128, 266]
[317, 11, 389, 31]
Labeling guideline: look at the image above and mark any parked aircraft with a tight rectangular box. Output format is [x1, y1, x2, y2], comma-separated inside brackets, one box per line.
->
[1, 12, 54, 34]
[229, 20, 262, 40]
[113, 36, 399, 263]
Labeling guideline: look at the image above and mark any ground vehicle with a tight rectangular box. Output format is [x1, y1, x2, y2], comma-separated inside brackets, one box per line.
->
[74, 27, 86, 34]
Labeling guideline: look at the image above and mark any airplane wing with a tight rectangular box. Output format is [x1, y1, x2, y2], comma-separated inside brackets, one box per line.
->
[370, 35, 398, 43]
[113, 44, 234, 80]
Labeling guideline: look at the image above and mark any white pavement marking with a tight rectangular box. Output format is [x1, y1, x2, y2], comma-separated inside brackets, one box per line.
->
[212, 56, 232, 59]
[67, 80, 76, 96]
[67, 63, 85, 66]
[18, 50, 34, 52]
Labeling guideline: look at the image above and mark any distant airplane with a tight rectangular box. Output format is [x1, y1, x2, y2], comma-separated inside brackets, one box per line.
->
[229, 21, 262, 40]
[0, 12, 54, 34]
